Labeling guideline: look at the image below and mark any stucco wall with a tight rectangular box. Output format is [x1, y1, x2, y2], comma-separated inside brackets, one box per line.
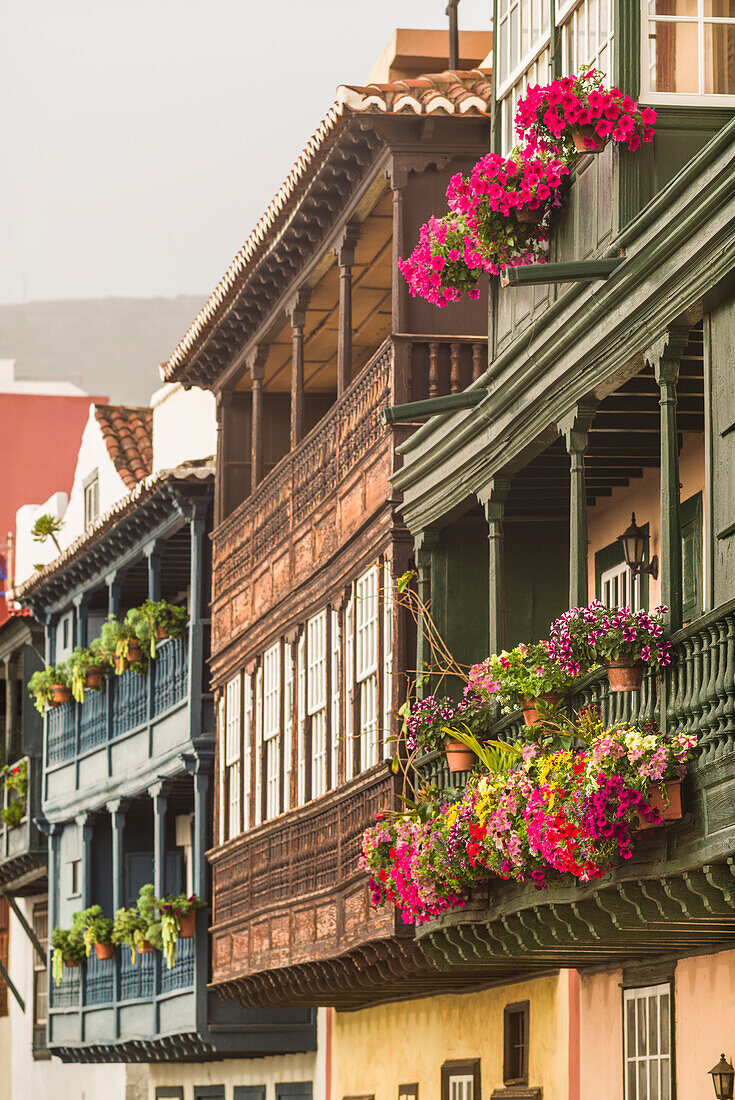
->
[331, 974, 569, 1100]
[144, 1007, 326, 1100]
[579, 968, 624, 1100]
[151, 382, 216, 473]
[586, 432, 705, 608]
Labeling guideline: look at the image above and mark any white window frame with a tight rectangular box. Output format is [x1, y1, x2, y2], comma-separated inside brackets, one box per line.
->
[217, 698, 225, 844]
[263, 643, 281, 820]
[254, 666, 263, 826]
[330, 608, 341, 787]
[356, 566, 379, 772]
[56, 611, 74, 663]
[307, 611, 328, 800]
[497, 0, 552, 153]
[224, 675, 242, 840]
[448, 1076, 475, 1100]
[83, 470, 100, 529]
[623, 983, 672, 1100]
[283, 642, 294, 813]
[243, 671, 252, 828]
[297, 633, 307, 805]
[344, 596, 355, 780]
[557, 0, 615, 80]
[640, 0, 735, 105]
[382, 560, 394, 757]
[600, 560, 641, 611]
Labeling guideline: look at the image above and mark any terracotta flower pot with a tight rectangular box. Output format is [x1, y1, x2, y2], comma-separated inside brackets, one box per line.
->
[572, 125, 609, 153]
[178, 910, 196, 938]
[514, 204, 544, 224]
[64, 958, 80, 968]
[635, 779, 683, 832]
[94, 941, 115, 961]
[606, 661, 645, 692]
[84, 668, 103, 689]
[127, 640, 143, 663]
[51, 685, 71, 705]
[137, 939, 155, 954]
[114, 655, 127, 674]
[520, 692, 561, 726]
[156, 624, 169, 640]
[445, 738, 477, 773]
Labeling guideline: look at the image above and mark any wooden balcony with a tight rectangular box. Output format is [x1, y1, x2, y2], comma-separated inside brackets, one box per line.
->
[413, 598, 735, 979]
[0, 755, 45, 894]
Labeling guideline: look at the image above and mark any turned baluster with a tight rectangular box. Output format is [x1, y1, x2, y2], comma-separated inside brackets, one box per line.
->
[697, 628, 714, 759]
[428, 342, 440, 398]
[721, 613, 735, 755]
[472, 342, 485, 382]
[669, 638, 686, 738]
[704, 624, 723, 760]
[680, 635, 696, 739]
[450, 343, 462, 394]
[712, 620, 728, 759]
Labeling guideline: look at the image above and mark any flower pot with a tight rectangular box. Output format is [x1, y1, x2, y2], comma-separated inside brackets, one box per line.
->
[514, 204, 544, 225]
[51, 685, 71, 705]
[137, 939, 155, 954]
[114, 655, 127, 674]
[178, 910, 196, 938]
[156, 624, 170, 640]
[444, 738, 477, 773]
[636, 779, 683, 832]
[520, 692, 561, 726]
[64, 958, 80, 968]
[127, 641, 143, 663]
[84, 668, 103, 689]
[572, 125, 609, 154]
[605, 661, 645, 692]
[94, 941, 115, 961]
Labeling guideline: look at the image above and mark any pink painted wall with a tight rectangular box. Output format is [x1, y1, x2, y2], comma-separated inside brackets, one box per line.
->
[579, 969, 623, 1100]
[675, 949, 735, 1096]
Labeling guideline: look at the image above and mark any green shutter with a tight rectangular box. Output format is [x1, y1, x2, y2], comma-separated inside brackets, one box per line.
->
[681, 492, 703, 622]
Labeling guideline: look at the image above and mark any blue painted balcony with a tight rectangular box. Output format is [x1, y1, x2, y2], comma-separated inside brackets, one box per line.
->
[0, 754, 46, 894]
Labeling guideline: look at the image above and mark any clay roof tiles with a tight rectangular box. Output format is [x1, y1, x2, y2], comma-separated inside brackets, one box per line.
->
[94, 405, 153, 489]
[161, 69, 492, 385]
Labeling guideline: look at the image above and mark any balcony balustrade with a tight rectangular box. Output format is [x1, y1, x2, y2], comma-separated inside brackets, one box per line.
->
[0, 754, 46, 890]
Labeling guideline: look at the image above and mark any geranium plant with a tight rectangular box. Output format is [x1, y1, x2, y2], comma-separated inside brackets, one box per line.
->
[514, 68, 657, 153]
[548, 601, 671, 675]
[468, 642, 576, 713]
[0, 759, 27, 828]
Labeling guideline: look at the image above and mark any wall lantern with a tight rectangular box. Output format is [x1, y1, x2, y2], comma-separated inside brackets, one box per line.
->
[710, 1054, 735, 1099]
[618, 512, 658, 579]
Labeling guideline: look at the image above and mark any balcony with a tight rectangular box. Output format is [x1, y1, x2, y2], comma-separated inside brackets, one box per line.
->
[45, 637, 190, 813]
[413, 598, 735, 979]
[0, 755, 46, 894]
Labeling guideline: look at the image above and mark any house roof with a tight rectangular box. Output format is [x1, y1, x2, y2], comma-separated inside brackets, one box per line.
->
[94, 405, 153, 488]
[160, 69, 493, 387]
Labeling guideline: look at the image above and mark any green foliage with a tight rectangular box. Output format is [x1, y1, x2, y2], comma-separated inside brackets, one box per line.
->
[28, 666, 69, 713]
[0, 758, 27, 829]
[73, 905, 114, 956]
[154, 892, 204, 969]
[31, 513, 64, 554]
[469, 642, 576, 711]
[50, 925, 85, 985]
[138, 599, 189, 657]
[442, 723, 522, 774]
[67, 646, 110, 702]
[111, 906, 146, 964]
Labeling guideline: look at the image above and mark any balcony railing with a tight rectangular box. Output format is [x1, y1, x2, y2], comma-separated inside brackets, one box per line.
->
[46, 636, 188, 768]
[0, 755, 45, 882]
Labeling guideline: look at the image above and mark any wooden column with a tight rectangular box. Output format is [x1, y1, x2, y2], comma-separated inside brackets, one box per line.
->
[335, 227, 359, 396]
[3, 655, 16, 763]
[478, 479, 510, 656]
[414, 531, 439, 700]
[390, 165, 409, 335]
[249, 346, 268, 491]
[287, 290, 310, 448]
[78, 813, 95, 909]
[145, 541, 162, 602]
[106, 572, 122, 618]
[648, 326, 690, 632]
[73, 594, 89, 649]
[150, 783, 167, 898]
[108, 799, 128, 912]
[559, 401, 597, 609]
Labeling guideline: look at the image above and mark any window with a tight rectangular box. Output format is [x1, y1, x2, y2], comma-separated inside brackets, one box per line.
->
[155, 1091, 184, 1100]
[193, 1089, 225, 1100]
[681, 491, 703, 621]
[243, 671, 253, 828]
[297, 633, 307, 805]
[83, 470, 100, 528]
[558, 0, 614, 78]
[383, 561, 394, 756]
[68, 858, 81, 897]
[497, 0, 552, 152]
[331, 607, 341, 785]
[284, 643, 294, 812]
[234, 1089, 266, 1100]
[441, 1060, 481, 1100]
[504, 1001, 530, 1085]
[345, 595, 355, 779]
[355, 566, 379, 773]
[275, 1087, 313, 1100]
[595, 531, 648, 610]
[399, 1088, 418, 1100]
[307, 612, 328, 799]
[263, 643, 282, 819]
[644, 0, 735, 100]
[32, 902, 48, 1056]
[224, 675, 242, 840]
[254, 667, 263, 825]
[56, 612, 74, 663]
[623, 983, 672, 1100]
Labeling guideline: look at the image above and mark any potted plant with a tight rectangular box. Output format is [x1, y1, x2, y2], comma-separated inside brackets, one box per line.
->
[468, 642, 576, 725]
[99, 615, 147, 674]
[50, 926, 85, 985]
[111, 906, 147, 964]
[48, 662, 72, 706]
[75, 905, 115, 960]
[514, 68, 657, 156]
[155, 893, 205, 968]
[139, 599, 189, 656]
[405, 686, 498, 772]
[135, 883, 162, 952]
[68, 646, 107, 702]
[28, 668, 58, 714]
[548, 601, 671, 692]
[0, 760, 27, 828]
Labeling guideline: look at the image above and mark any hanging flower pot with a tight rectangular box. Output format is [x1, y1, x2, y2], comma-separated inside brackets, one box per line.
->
[51, 684, 71, 705]
[114, 655, 127, 674]
[178, 910, 196, 938]
[635, 779, 683, 832]
[444, 738, 477, 773]
[605, 661, 645, 692]
[64, 957, 80, 968]
[84, 668, 103, 689]
[156, 624, 170, 640]
[93, 941, 115, 961]
[571, 125, 609, 154]
[137, 939, 155, 954]
[514, 204, 544, 225]
[127, 640, 143, 664]
[520, 692, 561, 726]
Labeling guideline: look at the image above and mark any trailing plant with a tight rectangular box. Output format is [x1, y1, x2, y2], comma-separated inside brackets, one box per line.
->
[468, 641, 577, 712]
[31, 513, 64, 554]
[74, 905, 114, 957]
[68, 646, 107, 703]
[155, 893, 205, 969]
[139, 599, 189, 657]
[28, 666, 70, 713]
[111, 906, 147, 965]
[548, 601, 671, 675]
[0, 759, 27, 828]
[135, 884, 162, 950]
[50, 926, 85, 985]
[514, 68, 657, 154]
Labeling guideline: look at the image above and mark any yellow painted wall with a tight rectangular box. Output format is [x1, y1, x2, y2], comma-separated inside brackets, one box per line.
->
[332, 972, 569, 1100]
[586, 432, 705, 608]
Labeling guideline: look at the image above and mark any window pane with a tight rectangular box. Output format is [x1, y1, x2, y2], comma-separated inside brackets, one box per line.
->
[660, 1057, 671, 1100]
[628, 1061, 638, 1100]
[627, 998, 637, 1058]
[638, 1060, 649, 1100]
[649, 20, 699, 91]
[649, 1060, 659, 1100]
[705, 23, 735, 92]
[659, 994, 670, 1054]
[705, 0, 735, 13]
[648, 994, 659, 1054]
[637, 997, 648, 1057]
[651, 0, 697, 12]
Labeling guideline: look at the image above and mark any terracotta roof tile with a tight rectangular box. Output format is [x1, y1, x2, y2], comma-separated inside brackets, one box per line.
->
[161, 69, 492, 385]
[94, 405, 153, 489]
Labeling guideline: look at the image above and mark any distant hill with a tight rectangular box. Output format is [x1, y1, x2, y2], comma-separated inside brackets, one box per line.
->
[0, 296, 206, 405]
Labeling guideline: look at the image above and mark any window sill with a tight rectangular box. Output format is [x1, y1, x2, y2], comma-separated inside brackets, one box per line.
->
[491, 1088, 542, 1100]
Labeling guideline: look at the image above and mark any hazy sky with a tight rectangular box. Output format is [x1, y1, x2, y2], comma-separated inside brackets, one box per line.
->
[1, 0, 490, 305]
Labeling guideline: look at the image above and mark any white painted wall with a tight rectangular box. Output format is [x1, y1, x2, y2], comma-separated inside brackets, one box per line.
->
[146, 1008, 328, 1100]
[151, 383, 216, 473]
[0, 995, 10, 1100]
[9, 895, 128, 1100]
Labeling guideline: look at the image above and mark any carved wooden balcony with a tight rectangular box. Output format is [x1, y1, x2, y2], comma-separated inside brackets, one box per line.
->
[413, 598, 735, 978]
